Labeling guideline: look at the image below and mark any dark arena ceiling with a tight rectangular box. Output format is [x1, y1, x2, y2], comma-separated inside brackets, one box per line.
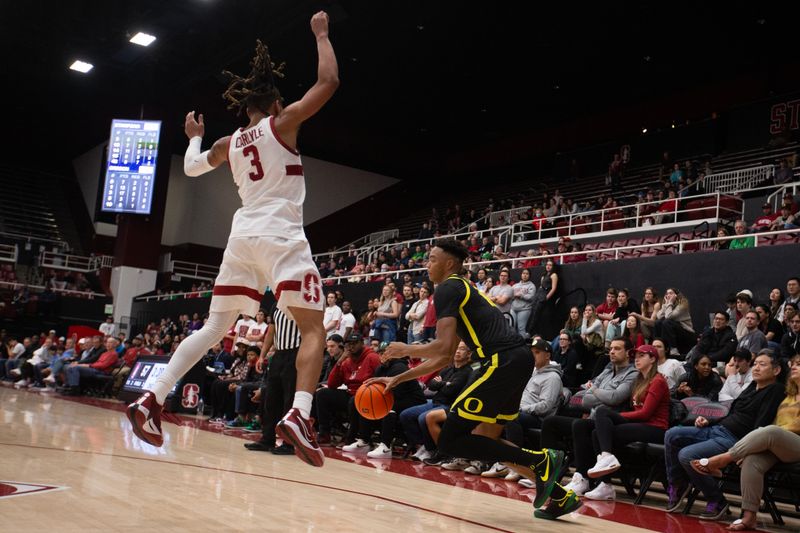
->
[6, 1, 800, 183]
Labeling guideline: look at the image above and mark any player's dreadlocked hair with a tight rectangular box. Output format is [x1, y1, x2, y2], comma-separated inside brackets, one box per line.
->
[222, 39, 286, 116]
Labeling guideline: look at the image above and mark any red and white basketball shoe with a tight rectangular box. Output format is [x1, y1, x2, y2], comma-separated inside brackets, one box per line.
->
[276, 408, 325, 467]
[126, 391, 164, 447]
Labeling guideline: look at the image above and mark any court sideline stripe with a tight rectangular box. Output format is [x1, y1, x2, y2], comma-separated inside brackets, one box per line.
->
[0, 441, 516, 533]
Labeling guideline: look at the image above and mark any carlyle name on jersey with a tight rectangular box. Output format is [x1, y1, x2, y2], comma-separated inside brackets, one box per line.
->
[235, 127, 264, 149]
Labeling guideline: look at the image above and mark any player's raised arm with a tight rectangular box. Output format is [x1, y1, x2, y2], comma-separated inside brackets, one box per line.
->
[275, 11, 339, 133]
[183, 111, 229, 176]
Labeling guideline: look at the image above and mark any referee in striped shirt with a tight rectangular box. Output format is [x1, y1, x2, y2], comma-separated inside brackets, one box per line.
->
[245, 306, 302, 453]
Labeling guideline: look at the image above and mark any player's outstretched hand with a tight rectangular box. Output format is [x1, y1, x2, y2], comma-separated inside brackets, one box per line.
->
[185, 111, 205, 139]
[381, 341, 408, 360]
[364, 375, 400, 392]
[310, 11, 329, 38]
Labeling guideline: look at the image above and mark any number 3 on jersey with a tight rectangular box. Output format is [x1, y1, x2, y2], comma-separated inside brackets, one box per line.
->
[242, 145, 264, 181]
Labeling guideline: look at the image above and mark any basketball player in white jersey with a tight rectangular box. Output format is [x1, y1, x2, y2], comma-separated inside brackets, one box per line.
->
[127, 11, 338, 467]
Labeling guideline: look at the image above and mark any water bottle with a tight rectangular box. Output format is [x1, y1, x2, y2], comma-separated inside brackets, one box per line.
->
[197, 398, 205, 416]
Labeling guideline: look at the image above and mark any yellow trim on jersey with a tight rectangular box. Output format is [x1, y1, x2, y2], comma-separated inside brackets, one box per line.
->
[451, 352, 498, 415]
[449, 274, 495, 359]
[455, 409, 520, 424]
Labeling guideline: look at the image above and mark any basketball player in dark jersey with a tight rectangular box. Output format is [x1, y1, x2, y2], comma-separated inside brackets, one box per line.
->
[368, 239, 581, 520]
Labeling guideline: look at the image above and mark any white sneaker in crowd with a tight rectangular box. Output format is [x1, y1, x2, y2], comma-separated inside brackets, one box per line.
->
[341, 439, 370, 453]
[564, 472, 590, 496]
[441, 458, 470, 471]
[411, 445, 432, 462]
[518, 478, 534, 488]
[587, 452, 621, 478]
[463, 461, 486, 475]
[366, 443, 392, 459]
[584, 481, 616, 501]
[504, 470, 522, 482]
[481, 462, 509, 478]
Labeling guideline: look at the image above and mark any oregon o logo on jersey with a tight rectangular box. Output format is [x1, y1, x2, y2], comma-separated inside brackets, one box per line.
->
[462, 397, 484, 414]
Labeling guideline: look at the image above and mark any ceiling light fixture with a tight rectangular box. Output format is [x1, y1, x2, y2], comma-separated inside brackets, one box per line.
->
[641, 127, 647, 134]
[69, 60, 93, 73]
[130, 32, 157, 47]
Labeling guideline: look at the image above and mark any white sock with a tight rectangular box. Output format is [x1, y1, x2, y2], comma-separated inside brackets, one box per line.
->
[292, 391, 313, 419]
[150, 309, 239, 405]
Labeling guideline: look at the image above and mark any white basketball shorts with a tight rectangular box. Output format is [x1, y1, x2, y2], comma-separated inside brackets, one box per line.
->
[210, 236, 324, 320]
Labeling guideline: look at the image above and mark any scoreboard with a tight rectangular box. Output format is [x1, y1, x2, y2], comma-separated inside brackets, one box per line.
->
[101, 119, 161, 215]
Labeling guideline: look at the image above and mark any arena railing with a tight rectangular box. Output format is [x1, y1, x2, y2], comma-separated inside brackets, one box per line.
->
[0, 244, 18, 263]
[766, 182, 799, 211]
[511, 191, 741, 244]
[171, 260, 220, 282]
[0, 280, 106, 298]
[134, 288, 212, 302]
[40, 251, 113, 272]
[694, 164, 775, 194]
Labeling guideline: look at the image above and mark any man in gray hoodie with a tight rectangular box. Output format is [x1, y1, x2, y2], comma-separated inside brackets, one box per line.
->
[539, 337, 638, 496]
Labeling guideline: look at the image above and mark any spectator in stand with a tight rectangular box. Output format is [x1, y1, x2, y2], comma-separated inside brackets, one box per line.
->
[336, 301, 356, 340]
[323, 292, 342, 339]
[405, 286, 430, 344]
[664, 350, 785, 519]
[233, 313, 256, 345]
[738, 310, 768, 356]
[207, 344, 255, 423]
[245, 309, 268, 347]
[541, 337, 638, 497]
[690, 352, 800, 531]
[781, 191, 799, 214]
[99, 316, 116, 337]
[374, 285, 401, 343]
[733, 290, 754, 337]
[581, 304, 606, 378]
[605, 289, 638, 347]
[781, 314, 800, 360]
[654, 338, 684, 391]
[751, 203, 778, 232]
[686, 310, 737, 366]
[718, 349, 753, 403]
[111, 334, 151, 396]
[583, 344, 670, 501]
[713, 227, 730, 250]
[60, 337, 119, 395]
[504, 339, 564, 450]
[769, 204, 797, 231]
[756, 303, 783, 349]
[778, 277, 800, 323]
[510, 269, 536, 341]
[359, 299, 376, 338]
[188, 312, 203, 332]
[553, 331, 580, 388]
[673, 354, 722, 401]
[488, 270, 514, 314]
[16, 340, 55, 389]
[654, 288, 695, 358]
[526, 259, 560, 337]
[729, 220, 754, 250]
[669, 163, 684, 186]
[418, 222, 433, 241]
[774, 158, 794, 185]
[769, 287, 785, 321]
[654, 189, 678, 224]
[397, 288, 416, 343]
[622, 315, 647, 350]
[782, 303, 798, 335]
[632, 287, 661, 340]
[596, 288, 619, 332]
[314, 332, 380, 446]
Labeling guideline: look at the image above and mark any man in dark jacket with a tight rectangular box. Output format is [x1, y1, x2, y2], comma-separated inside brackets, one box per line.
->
[399, 341, 473, 461]
[781, 315, 800, 360]
[686, 310, 737, 365]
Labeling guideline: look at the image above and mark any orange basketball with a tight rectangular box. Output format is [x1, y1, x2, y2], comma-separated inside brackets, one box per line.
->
[354, 382, 394, 420]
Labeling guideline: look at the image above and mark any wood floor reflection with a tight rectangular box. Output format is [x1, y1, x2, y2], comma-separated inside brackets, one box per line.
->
[0, 388, 790, 532]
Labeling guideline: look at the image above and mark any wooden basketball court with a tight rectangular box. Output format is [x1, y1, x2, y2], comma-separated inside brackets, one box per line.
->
[1, 387, 790, 532]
